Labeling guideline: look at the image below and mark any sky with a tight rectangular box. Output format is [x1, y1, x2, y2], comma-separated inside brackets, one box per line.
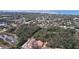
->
[0, 10, 79, 15]
[49, 10, 79, 15]
[25, 10, 79, 15]
[27, 10, 79, 15]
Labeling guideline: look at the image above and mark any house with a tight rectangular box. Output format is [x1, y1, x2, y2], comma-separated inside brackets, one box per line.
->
[21, 38, 48, 49]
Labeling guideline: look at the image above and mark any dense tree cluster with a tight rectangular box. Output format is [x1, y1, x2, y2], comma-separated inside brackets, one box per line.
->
[15, 24, 79, 49]
[15, 24, 41, 48]
[33, 26, 79, 49]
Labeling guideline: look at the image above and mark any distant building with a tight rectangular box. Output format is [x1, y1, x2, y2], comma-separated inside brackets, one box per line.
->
[0, 22, 8, 27]
[73, 17, 79, 28]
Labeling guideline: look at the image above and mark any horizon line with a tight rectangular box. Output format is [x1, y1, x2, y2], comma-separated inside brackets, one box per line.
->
[0, 10, 79, 15]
